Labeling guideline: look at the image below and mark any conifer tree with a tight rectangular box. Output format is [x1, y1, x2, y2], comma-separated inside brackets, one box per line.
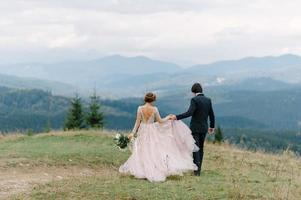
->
[64, 94, 85, 130]
[214, 126, 224, 144]
[44, 120, 51, 133]
[86, 91, 104, 128]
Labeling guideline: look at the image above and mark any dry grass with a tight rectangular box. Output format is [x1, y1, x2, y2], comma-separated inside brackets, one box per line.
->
[0, 130, 299, 200]
[206, 143, 301, 199]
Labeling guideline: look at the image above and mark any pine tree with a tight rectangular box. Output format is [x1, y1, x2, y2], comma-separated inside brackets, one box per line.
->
[64, 94, 85, 130]
[44, 120, 51, 133]
[214, 126, 224, 144]
[86, 91, 104, 128]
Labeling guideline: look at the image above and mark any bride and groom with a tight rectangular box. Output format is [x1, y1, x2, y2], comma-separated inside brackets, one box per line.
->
[119, 83, 215, 182]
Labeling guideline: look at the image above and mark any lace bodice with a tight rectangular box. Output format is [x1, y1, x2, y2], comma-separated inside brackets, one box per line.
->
[132, 106, 169, 133]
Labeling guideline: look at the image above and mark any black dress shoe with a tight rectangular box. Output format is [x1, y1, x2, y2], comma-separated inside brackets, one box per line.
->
[194, 171, 200, 176]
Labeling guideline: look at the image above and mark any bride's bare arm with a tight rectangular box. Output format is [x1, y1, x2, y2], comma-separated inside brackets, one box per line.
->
[132, 107, 142, 133]
[155, 107, 170, 123]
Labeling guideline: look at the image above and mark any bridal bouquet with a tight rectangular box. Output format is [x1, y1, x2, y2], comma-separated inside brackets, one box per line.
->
[114, 133, 135, 150]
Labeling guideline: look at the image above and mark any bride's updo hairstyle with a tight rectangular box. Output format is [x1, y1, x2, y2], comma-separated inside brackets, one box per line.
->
[144, 92, 156, 103]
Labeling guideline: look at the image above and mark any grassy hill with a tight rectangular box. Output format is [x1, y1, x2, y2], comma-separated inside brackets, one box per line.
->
[0, 130, 300, 200]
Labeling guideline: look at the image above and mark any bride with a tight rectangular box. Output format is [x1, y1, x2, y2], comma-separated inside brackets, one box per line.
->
[119, 92, 198, 182]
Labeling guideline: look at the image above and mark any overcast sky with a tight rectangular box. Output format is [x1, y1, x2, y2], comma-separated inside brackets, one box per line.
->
[1, 0, 301, 65]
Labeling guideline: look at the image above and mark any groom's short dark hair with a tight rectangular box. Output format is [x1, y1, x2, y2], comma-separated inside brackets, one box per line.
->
[191, 83, 203, 93]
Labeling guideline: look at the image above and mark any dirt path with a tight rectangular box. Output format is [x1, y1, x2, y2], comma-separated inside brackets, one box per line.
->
[0, 166, 99, 199]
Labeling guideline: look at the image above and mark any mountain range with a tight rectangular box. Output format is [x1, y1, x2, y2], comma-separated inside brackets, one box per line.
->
[0, 73, 78, 96]
[0, 54, 300, 131]
[0, 54, 301, 96]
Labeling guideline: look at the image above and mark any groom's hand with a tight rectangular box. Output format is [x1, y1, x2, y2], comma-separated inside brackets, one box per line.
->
[171, 115, 177, 120]
[167, 114, 172, 120]
[168, 114, 177, 120]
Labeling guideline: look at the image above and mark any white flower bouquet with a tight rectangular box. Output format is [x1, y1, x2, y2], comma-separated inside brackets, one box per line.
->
[114, 133, 135, 150]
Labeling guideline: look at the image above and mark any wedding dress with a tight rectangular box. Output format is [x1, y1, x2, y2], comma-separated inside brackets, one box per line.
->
[119, 106, 198, 182]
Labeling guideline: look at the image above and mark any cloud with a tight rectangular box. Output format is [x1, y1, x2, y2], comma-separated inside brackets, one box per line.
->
[1, 0, 301, 65]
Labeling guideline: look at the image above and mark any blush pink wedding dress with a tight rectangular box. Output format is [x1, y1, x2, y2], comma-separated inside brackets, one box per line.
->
[119, 106, 198, 182]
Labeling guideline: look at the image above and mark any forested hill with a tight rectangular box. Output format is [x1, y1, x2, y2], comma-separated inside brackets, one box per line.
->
[0, 87, 69, 132]
[0, 86, 300, 154]
[0, 86, 136, 133]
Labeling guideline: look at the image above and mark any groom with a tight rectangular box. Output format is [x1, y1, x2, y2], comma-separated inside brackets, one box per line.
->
[171, 83, 215, 176]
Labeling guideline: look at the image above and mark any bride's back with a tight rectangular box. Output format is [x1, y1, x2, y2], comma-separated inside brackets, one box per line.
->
[139, 105, 157, 123]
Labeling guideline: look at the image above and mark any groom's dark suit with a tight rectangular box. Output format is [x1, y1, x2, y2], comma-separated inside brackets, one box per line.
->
[176, 93, 215, 175]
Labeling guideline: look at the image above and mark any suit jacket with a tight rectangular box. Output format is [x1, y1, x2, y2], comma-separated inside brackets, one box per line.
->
[176, 94, 215, 134]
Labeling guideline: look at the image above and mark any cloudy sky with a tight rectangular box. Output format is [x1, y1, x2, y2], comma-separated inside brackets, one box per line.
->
[1, 0, 301, 65]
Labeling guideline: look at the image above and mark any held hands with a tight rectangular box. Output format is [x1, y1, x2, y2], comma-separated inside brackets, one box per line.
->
[167, 115, 173, 120]
[167, 114, 177, 121]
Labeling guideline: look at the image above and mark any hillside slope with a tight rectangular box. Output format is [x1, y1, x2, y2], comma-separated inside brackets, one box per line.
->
[0, 130, 300, 200]
[0, 87, 70, 133]
[0, 87, 134, 133]
[0, 73, 78, 96]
